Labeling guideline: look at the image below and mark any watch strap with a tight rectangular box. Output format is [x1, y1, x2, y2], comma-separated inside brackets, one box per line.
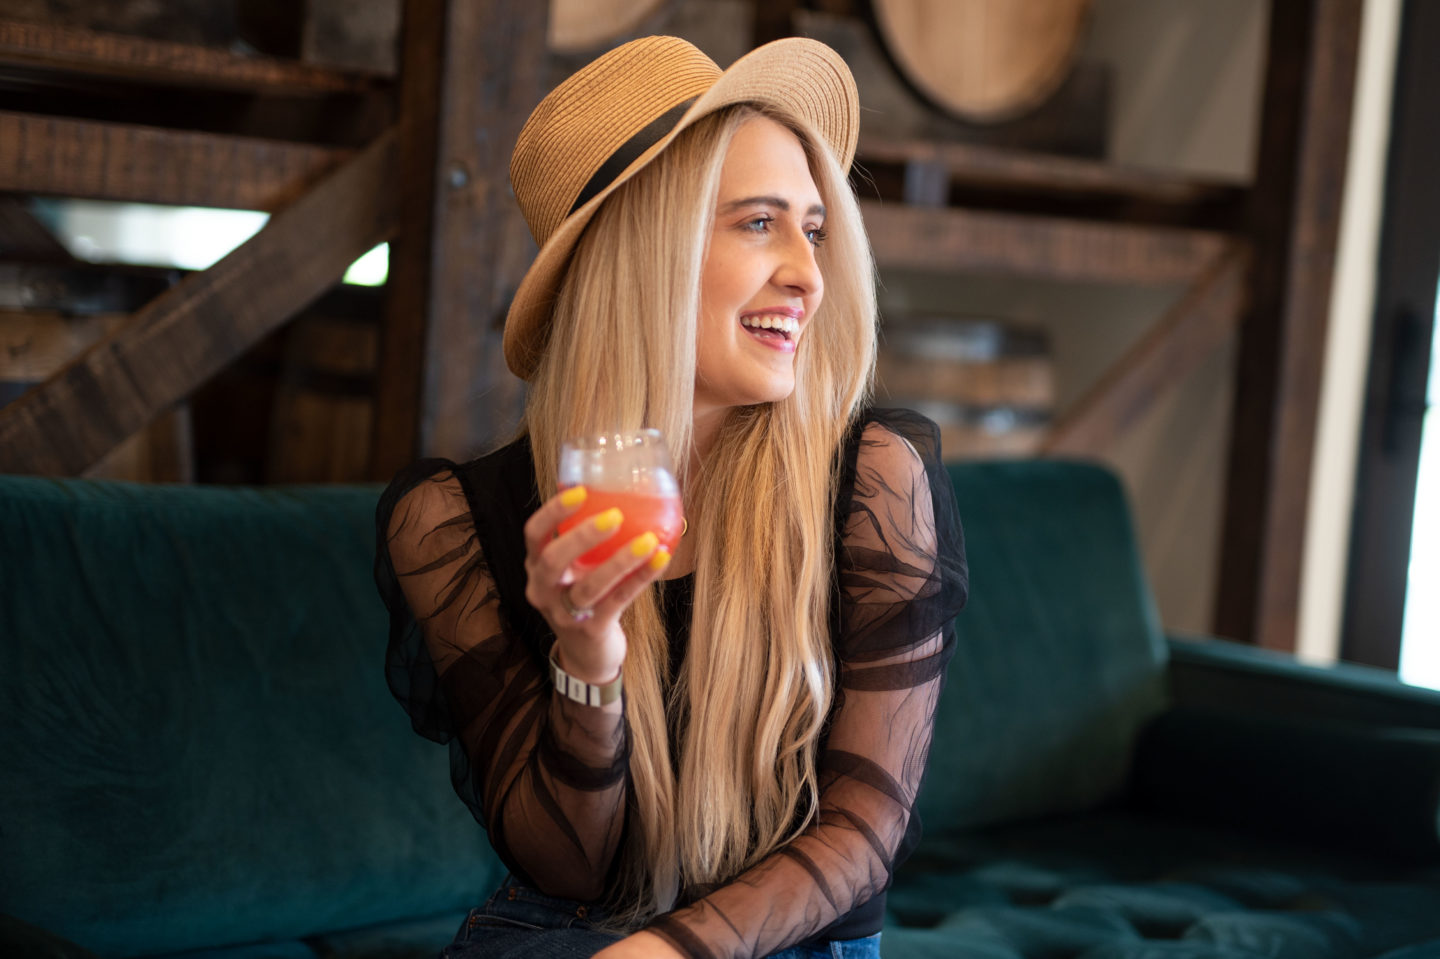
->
[549, 644, 623, 707]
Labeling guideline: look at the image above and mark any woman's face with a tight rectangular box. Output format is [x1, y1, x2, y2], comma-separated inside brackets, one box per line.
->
[694, 116, 826, 419]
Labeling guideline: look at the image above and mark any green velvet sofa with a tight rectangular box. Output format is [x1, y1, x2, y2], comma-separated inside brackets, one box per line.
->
[3, 459, 1440, 959]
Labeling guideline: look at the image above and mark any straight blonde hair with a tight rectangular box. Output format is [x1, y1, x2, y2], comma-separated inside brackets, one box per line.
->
[524, 105, 876, 924]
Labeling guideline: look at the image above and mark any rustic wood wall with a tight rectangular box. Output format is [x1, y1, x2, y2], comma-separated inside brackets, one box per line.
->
[0, 0, 1362, 655]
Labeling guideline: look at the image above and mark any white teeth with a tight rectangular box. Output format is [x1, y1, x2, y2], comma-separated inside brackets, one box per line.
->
[741, 315, 798, 334]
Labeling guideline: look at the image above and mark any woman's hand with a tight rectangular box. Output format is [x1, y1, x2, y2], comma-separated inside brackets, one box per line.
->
[593, 930, 686, 958]
[523, 486, 671, 685]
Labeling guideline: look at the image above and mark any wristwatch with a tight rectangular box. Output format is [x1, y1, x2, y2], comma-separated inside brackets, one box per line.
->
[549, 644, 623, 706]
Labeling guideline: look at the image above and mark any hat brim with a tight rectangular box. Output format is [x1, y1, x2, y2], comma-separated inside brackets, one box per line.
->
[503, 37, 859, 380]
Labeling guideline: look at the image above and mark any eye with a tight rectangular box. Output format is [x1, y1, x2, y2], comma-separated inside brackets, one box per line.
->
[743, 215, 774, 233]
[805, 227, 829, 247]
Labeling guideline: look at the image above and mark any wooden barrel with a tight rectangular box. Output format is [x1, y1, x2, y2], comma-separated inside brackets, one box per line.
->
[875, 317, 1053, 459]
[549, 0, 670, 54]
[869, 0, 1092, 123]
[264, 309, 377, 484]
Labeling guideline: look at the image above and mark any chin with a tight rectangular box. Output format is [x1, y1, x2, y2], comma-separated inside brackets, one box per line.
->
[754, 383, 796, 406]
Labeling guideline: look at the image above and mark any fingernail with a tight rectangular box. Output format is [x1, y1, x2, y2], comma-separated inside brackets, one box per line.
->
[648, 548, 672, 572]
[594, 508, 623, 533]
[630, 531, 659, 557]
[560, 486, 587, 509]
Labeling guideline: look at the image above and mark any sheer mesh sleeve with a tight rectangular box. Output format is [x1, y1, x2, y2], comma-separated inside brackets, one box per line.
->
[645, 410, 968, 958]
[375, 460, 629, 900]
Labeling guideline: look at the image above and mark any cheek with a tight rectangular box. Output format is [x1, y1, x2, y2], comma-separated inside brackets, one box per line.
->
[700, 236, 772, 315]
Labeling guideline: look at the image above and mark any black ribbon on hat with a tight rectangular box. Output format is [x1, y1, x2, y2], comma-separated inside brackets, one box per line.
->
[568, 97, 699, 216]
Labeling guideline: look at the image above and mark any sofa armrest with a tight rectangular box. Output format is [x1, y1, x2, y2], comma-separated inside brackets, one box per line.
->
[1130, 704, 1440, 862]
[1166, 634, 1440, 730]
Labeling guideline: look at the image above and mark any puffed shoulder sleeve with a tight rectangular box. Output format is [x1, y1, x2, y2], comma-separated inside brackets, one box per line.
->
[374, 457, 631, 901]
[837, 407, 968, 667]
[374, 458, 481, 744]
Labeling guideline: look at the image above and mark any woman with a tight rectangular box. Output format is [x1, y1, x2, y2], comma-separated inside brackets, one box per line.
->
[376, 35, 967, 959]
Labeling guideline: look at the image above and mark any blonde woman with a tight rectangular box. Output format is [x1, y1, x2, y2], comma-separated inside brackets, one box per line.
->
[376, 35, 967, 959]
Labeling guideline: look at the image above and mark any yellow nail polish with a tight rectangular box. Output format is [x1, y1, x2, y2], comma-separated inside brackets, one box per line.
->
[594, 508, 623, 533]
[649, 548, 672, 572]
[630, 531, 659, 557]
[560, 486, 587, 508]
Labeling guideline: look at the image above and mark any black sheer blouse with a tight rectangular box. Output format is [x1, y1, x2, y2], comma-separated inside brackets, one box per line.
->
[374, 408, 968, 959]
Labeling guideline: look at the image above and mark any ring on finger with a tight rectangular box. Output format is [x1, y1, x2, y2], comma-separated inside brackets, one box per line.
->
[559, 586, 594, 623]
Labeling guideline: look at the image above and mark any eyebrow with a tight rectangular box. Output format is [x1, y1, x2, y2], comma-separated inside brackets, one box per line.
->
[721, 195, 826, 219]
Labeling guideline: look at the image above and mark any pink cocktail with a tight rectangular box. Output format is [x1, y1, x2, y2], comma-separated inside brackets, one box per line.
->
[556, 429, 684, 569]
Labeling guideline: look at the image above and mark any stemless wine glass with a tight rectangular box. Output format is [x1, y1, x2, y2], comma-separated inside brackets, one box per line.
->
[556, 429, 685, 569]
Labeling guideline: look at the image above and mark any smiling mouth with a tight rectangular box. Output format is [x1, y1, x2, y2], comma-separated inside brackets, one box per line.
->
[739, 313, 799, 344]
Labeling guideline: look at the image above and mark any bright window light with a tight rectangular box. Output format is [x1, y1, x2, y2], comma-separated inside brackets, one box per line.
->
[39, 199, 385, 285]
[344, 243, 389, 286]
[1399, 292, 1439, 688]
[51, 200, 268, 270]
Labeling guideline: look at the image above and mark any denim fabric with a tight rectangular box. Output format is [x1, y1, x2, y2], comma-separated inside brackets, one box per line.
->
[766, 931, 882, 958]
[439, 876, 621, 958]
[440, 875, 882, 958]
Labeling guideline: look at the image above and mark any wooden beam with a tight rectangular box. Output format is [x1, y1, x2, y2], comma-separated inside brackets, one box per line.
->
[371, 0, 545, 480]
[0, 129, 398, 475]
[862, 200, 1229, 285]
[1042, 245, 1249, 455]
[0, 111, 352, 210]
[0, 17, 390, 93]
[0, 311, 127, 381]
[0, 197, 73, 259]
[858, 137, 1250, 210]
[1214, 0, 1363, 651]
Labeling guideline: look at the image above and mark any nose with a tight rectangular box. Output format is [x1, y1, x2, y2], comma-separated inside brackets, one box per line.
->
[773, 229, 823, 301]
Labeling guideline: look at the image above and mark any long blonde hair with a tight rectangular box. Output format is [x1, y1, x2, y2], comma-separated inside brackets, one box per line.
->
[524, 104, 876, 922]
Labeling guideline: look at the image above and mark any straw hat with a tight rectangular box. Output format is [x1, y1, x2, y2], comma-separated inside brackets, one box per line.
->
[503, 35, 860, 380]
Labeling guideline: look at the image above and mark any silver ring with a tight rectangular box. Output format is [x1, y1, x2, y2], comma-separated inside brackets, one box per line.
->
[559, 587, 594, 623]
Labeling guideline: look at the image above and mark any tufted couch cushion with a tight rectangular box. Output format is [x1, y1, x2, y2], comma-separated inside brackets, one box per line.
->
[887, 812, 1440, 959]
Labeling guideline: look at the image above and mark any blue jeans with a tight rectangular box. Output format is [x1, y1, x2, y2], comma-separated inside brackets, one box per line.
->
[441, 875, 882, 958]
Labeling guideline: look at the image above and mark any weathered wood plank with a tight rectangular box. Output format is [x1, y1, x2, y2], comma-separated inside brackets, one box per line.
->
[0, 17, 389, 92]
[82, 403, 195, 482]
[1042, 245, 1249, 455]
[0, 310, 128, 380]
[858, 137, 1249, 209]
[371, 0, 545, 479]
[0, 197, 73, 259]
[0, 128, 398, 475]
[0, 111, 352, 210]
[862, 200, 1229, 285]
[1214, 0, 1363, 651]
[266, 314, 378, 483]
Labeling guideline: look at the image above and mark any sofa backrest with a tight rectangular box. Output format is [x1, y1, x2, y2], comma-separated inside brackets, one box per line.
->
[0, 459, 1169, 951]
[0, 477, 500, 958]
[915, 460, 1170, 836]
